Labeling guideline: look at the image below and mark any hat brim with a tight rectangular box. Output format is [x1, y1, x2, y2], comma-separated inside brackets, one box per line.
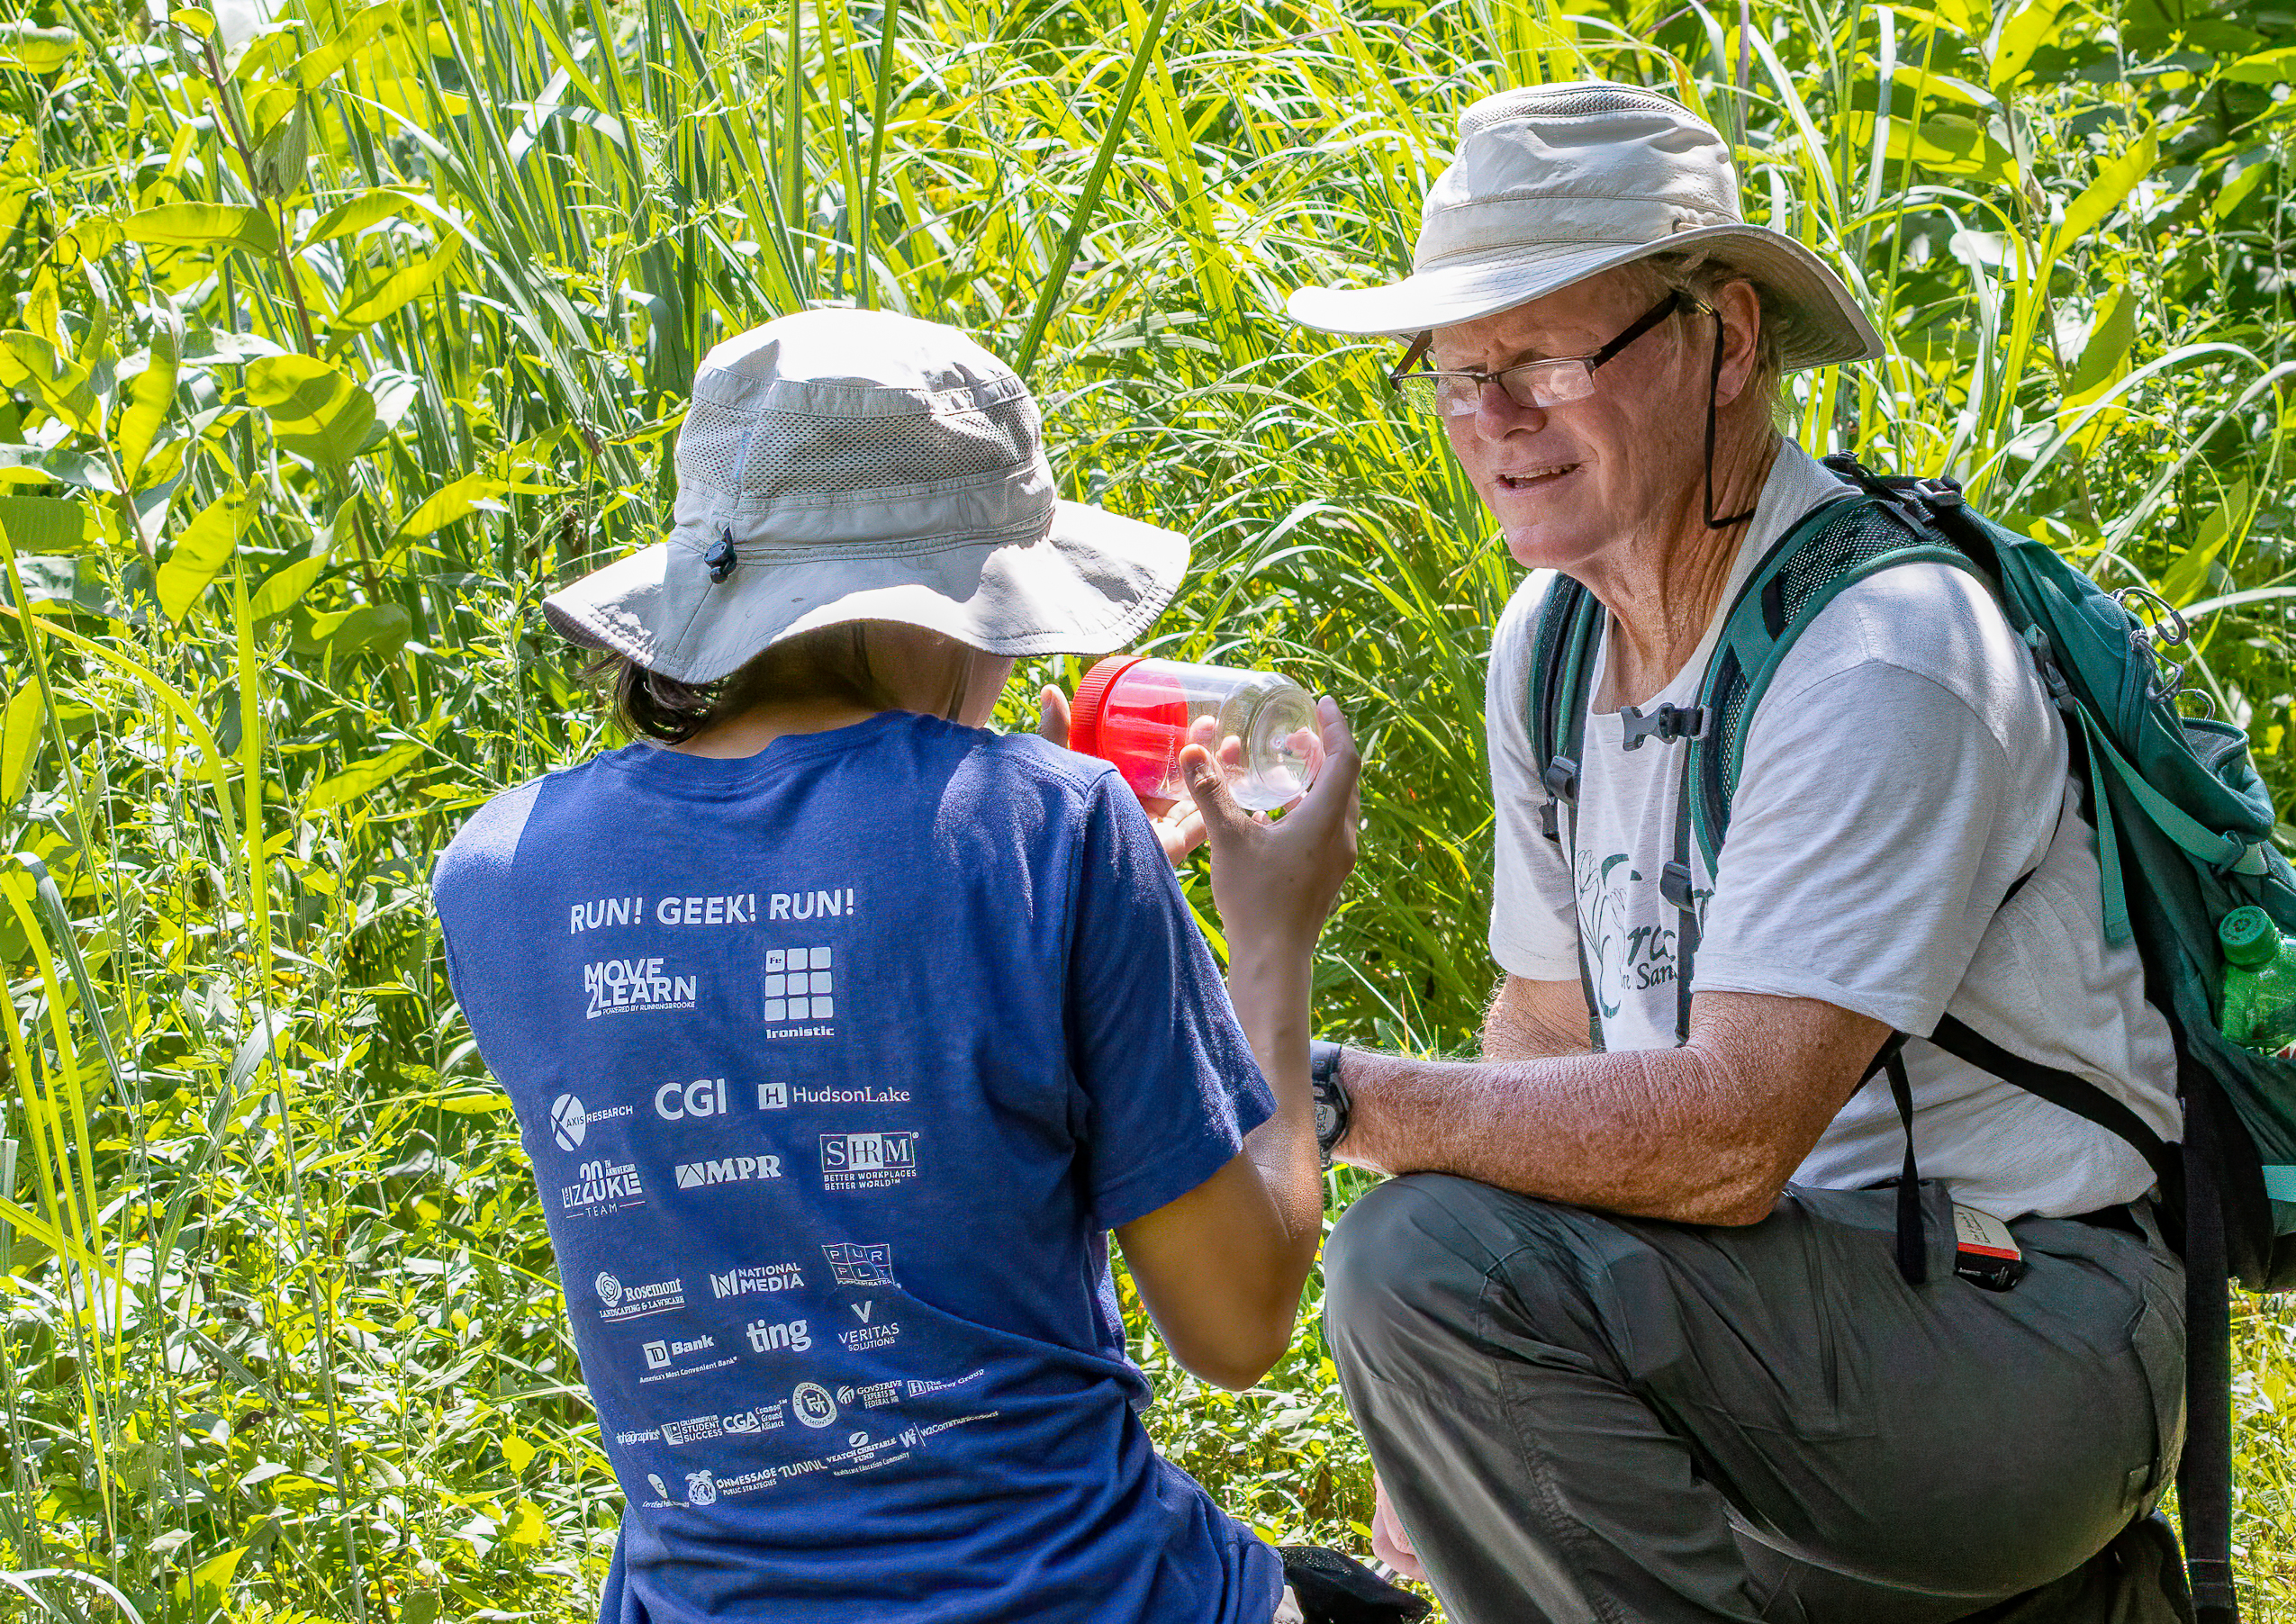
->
[543, 501, 1188, 686]
[1286, 225, 1883, 372]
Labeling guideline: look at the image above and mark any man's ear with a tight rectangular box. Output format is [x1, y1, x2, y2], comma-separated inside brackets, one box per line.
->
[1711, 278, 1764, 410]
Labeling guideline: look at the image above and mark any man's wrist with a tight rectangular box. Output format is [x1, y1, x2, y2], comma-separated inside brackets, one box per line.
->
[1310, 1041, 1350, 1169]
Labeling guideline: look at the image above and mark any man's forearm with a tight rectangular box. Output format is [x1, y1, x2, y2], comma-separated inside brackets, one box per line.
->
[1338, 1041, 1812, 1226]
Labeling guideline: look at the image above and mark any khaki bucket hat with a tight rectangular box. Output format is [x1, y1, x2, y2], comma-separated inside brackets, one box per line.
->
[1288, 80, 1883, 370]
[544, 309, 1188, 685]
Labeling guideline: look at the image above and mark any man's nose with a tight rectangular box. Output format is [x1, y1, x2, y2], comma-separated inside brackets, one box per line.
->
[1470, 376, 1545, 439]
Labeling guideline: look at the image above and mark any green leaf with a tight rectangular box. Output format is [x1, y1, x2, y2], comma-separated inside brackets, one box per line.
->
[334, 236, 463, 328]
[1916, 114, 2016, 184]
[2225, 46, 2296, 84]
[1992, 0, 2070, 88]
[2162, 483, 2249, 608]
[365, 368, 423, 445]
[1, 677, 42, 805]
[306, 739, 425, 813]
[2066, 286, 2138, 395]
[399, 1591, 440, 1624]
[253, 95, 313, 202]
[158, 483, 256, 625]
[499, 1431, 538, 1471]
[399, 471, 509, 538]
[2212, 155, 2273, 221]
[5, 555, 116, 615]
[0, 23, 81, 73]
[439, 1090, 511, 1114]
[503, 1499, 549, 1548]
[0, 333, 100, 435]
[248, 553, 328, 620]
[1844, 113, 2015, 184]
[0, 447, 113, 492]
[298, 600, 409, 660]
[123, 203, 281, 257]
[172, 1543, 247, 1613]
[0, 494, 99, 554]
[244, 356, 375, 467]
[2057, 133, 2156, 249]
[295, 2, 401, 90]
[302, 187, 411, 248]
[116, 327, 178, 492]
[1930, 0, 1986, 34]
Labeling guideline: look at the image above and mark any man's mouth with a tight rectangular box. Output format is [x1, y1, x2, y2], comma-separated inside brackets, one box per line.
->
[1498, 465, 1578, 492]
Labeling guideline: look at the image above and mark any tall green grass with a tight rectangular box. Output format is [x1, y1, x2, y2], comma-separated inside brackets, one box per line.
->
[0, 0, 2282, 1618]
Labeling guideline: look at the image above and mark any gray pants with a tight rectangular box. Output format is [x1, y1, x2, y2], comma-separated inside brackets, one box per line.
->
[1324, 1176, 2186, 1624]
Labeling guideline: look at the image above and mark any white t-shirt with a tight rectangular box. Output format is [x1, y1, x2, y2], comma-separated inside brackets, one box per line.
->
[1485, 441, 2181, 1220]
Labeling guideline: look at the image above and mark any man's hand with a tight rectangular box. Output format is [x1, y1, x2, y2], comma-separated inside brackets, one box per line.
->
[1371, 1473, 1427, 1583]
[1040, 684, 1208, 866]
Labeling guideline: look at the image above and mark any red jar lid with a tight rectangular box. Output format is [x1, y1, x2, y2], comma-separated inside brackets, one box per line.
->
[1067, 654, 1146, 762]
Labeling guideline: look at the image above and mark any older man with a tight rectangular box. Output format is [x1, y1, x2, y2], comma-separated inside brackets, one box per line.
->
[1287, 84, 2188, 1623]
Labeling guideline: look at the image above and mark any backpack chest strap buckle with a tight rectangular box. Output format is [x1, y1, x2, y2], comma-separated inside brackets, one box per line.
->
[1538, 756, 1579, 844]
[1620, 703, 1711, 750]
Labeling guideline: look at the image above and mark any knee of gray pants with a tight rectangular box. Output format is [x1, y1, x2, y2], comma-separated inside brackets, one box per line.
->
[1325, 1173, 1616, 1390]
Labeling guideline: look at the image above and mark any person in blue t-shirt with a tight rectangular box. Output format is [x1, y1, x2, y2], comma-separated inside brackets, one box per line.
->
[430, 309, 1365, 1624]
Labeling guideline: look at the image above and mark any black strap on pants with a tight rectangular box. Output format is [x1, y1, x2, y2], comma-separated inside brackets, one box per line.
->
[2178, 1076, 2237, 1624]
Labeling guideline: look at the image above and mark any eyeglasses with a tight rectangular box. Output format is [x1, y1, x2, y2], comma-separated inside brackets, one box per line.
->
[1387, 291, 1692, 417]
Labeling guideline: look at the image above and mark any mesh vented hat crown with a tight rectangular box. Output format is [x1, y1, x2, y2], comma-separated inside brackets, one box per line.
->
[544, 309, 1189, 684]
[1288, 80, 1883, 371]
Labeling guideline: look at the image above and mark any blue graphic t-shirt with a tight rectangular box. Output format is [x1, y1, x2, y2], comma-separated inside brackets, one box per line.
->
[431, 711, 1282, 1624]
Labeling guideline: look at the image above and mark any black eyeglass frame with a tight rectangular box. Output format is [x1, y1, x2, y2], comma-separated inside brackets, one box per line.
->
[1385, 289, 1691, 414]
[1385, 286, 1758, 530]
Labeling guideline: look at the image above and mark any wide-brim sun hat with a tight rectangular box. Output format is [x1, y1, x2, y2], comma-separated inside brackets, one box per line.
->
[1288, 80, 1884, 371]
[543, 308, 1188, 685]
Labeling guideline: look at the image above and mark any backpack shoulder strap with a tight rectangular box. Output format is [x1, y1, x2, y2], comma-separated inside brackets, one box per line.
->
[1525, 571, 1601, 831]
[1685, 476, 1984, 872]
[1523, 573, 1605, 1046]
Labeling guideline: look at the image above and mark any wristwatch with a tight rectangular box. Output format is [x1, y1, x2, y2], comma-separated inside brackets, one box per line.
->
[1309, 1041, 1350, 1170]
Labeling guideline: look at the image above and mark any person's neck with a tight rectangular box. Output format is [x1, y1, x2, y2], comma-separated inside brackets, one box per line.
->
[671, 699, 885, 759]
[1587, 429, 1781, 710]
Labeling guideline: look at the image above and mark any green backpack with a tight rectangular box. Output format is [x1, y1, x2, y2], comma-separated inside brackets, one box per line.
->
[1523, 456, 2296, 1623]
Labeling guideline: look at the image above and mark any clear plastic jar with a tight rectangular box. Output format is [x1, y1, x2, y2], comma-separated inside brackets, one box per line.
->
[1069, 656, 1324, 812]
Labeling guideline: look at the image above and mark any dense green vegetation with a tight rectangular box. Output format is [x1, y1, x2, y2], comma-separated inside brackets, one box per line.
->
[0, 0, 2284, 1617]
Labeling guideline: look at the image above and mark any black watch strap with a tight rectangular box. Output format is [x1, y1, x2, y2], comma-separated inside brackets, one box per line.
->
[1309, 1041, 1348, 1170]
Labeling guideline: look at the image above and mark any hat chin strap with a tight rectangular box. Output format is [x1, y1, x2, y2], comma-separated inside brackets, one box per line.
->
[1702, 307, 1758, 530]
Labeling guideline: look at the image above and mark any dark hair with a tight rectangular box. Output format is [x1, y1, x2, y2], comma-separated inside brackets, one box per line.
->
[589, 623, 901, 744]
